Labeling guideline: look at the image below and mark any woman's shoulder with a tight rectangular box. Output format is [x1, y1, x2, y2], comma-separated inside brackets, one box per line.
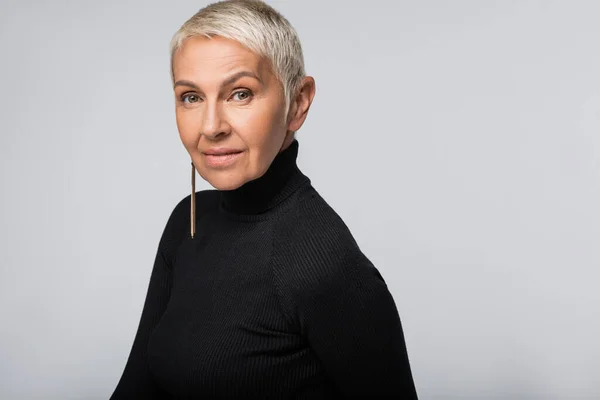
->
[287, 187, 359, 247]
[274, 186, 364, 269]
[272, 187, 385, 300]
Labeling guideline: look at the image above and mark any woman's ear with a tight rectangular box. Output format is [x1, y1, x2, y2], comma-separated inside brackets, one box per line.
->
[287, 76, 316, 132]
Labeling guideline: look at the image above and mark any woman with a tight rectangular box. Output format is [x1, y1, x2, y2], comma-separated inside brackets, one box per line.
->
[110, 0, 418, 398]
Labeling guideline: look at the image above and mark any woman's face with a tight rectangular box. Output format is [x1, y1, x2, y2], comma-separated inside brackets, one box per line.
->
[172, 36, 293, 191]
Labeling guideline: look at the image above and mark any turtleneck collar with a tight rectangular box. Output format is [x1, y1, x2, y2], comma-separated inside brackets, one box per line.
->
[219, 139, 309, 216]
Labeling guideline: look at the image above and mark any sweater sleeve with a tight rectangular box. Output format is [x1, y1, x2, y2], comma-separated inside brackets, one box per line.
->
[109, 195, 190, 399]
[292, 248, 418, 398]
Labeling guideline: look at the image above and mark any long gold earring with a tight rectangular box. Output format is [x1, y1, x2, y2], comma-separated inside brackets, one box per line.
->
[190, 161, 196, 238]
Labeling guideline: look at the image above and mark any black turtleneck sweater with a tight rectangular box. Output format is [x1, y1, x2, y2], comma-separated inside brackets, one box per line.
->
[110, 140, 418, 399]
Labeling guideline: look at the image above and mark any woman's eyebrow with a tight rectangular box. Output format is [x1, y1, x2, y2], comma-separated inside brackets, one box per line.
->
[221, 70, 262, 87]
[174, 71, 262, 90]
[174, 80, 200, 90]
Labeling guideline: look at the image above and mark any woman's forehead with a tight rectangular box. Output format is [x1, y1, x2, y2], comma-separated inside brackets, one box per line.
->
[173, 36, 268, 81]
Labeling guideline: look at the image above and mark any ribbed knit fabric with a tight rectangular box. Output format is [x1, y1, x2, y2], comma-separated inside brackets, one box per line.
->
[110, 139, 418, 399]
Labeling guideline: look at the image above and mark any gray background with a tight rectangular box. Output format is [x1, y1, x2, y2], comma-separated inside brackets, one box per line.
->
[1, 0, 599, 399]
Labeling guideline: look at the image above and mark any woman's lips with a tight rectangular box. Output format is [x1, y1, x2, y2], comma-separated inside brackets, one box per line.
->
[203, 151, 243, 168]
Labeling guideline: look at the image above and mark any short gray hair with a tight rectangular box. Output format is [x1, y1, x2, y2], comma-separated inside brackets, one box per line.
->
[170, 0, 306, 113]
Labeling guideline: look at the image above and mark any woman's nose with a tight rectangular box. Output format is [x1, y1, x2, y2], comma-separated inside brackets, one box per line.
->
[201, 103, 231, 140]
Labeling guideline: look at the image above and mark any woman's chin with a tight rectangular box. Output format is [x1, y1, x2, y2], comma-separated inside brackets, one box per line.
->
[212, 182, 244, 191]
[201, 173, 248, 191]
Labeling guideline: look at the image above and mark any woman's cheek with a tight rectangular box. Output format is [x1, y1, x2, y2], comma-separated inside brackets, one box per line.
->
[177, 115, 200, 145]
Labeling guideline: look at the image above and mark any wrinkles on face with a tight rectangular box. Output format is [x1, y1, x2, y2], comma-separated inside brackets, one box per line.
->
[172, 36, 289, 191]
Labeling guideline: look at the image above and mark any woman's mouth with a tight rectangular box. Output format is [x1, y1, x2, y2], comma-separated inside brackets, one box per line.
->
[203, 150, 244, 168]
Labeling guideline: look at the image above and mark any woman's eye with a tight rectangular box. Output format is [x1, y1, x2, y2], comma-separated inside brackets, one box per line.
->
[231, 90, 252, 102]
[182, 94, 200, 103]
